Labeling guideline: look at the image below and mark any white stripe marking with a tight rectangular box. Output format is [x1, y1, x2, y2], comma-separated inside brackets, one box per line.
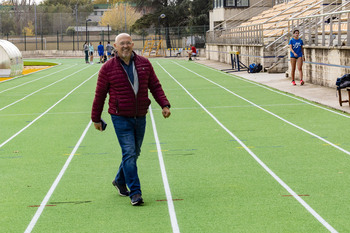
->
[174, 62, 350, 156]
[0, 71, 98, 149]
[157, 62, 338, 233]
[0, 103, 307, 117]
[0, 64, 60, 84]
[149, 105, 180, 233]
[24, 120, 92, 233]
[194, 62, 350, 119]
[0, 64, 76, 94]
[0, 65, 91, 111]
[0, 110, 104, 117]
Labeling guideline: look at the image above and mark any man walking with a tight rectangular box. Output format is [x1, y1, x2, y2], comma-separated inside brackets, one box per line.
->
[91, 33, 171, 206]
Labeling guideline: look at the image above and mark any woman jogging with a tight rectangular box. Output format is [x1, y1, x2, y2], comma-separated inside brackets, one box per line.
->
[289, 29, 305, 86]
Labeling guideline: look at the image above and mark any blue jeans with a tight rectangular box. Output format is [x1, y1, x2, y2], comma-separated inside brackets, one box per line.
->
[111, 115, 146, 197]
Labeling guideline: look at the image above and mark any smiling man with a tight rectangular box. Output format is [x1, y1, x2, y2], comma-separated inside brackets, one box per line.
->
[91, 33, 171, 206]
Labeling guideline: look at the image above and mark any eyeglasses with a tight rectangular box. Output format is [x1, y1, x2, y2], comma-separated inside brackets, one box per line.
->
[119, 41, 132, 46]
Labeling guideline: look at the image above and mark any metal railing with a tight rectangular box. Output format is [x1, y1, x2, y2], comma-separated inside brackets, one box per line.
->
[207, 0, 274, 44]
[207, 0, 350, 71]
[213, 0, 272, 31]
[264, 0, 349, 67]
[207, 24, 264, 45]
[207, 0, 350, 47]
[207, 0, 305, 44]
[264, 0, 324, 42]
[291, 10, 350, 46]
[267, 0, 350, 48]
[270, 8, 350, 66]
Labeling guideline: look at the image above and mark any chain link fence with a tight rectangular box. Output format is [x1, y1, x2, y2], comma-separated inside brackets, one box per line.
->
[1, 25, 208, 52]
[0, 6, 209, 51]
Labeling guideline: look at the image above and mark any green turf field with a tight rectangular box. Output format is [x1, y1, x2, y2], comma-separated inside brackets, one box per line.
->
[1, 58, 349, 233]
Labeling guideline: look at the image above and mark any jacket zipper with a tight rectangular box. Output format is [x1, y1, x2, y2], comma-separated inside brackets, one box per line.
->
[120, 63, 137, 117]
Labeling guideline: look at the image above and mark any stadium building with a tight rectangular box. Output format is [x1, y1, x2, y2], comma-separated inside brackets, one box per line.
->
[207, 0, 350, 88]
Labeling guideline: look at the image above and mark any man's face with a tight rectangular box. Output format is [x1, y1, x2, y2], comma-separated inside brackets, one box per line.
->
[114, 35, 134, 59]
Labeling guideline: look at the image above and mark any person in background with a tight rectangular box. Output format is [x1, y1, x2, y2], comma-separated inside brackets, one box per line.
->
[289, 29, 305, 86]
[91, 33, 171, 206]
[83, 41, 89, 64]
[106, 41, 113, 60]
[89, 42, 94, 65]
[187, 44, 197, 61]
[97, 41, 104, 63]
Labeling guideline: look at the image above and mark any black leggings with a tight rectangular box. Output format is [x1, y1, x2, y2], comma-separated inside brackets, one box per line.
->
[85, 51, 89, 62]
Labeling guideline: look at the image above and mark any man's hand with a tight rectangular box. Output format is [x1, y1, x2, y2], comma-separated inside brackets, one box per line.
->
[94, 122, 103, 131]
[162, 107, 171, 118]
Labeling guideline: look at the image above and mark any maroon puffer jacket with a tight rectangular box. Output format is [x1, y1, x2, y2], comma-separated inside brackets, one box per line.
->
[91, 52, 170, 122]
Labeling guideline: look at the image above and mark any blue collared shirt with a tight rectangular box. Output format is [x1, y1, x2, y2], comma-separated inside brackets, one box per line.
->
[121, 59, 134, 85]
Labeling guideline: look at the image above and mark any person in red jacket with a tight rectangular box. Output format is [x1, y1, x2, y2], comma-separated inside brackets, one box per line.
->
[91, 33, 171, 206]
[187, 44, 197, 61]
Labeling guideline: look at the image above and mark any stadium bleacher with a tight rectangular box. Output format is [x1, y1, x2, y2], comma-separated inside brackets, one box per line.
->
[223, 0, 349, 42]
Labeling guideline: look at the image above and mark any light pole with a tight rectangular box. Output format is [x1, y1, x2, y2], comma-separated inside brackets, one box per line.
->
[124, 2, 127, 32]
[107, 24, 110, 42]
[86, 19, 92, 43]
[158, 14, 166, 40]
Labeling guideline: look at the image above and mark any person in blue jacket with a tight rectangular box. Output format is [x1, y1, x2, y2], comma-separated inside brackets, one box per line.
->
[289, 29, 305, 86]
[97, 41, 104, 63]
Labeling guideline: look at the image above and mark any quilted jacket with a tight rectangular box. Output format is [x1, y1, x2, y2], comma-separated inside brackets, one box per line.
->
[91, 52, 170, 122]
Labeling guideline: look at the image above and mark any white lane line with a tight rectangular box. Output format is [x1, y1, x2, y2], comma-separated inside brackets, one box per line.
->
[0, 71, 98, 149]
[194, 62, 350, 119]
[174, 62, 350, 156]
[0, 65, 91, 111]
[24, 120, 92, 233]
[157, 62, 338, 233]
[0, 63, 61, 84]
[149, 105, 180, 233]
[0, 103, 308, 117]
[0, 103, 307, 117]
[0, 64, 76, 94]
[0, 111, 103, 117]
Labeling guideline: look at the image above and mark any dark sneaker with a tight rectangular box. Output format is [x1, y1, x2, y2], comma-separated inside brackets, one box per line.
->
[112, 180, 130, 197]
[130, 194, 144, 206]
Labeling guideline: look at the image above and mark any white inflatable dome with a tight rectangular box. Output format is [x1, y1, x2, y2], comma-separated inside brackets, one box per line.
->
[0, 39, 23, 77]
